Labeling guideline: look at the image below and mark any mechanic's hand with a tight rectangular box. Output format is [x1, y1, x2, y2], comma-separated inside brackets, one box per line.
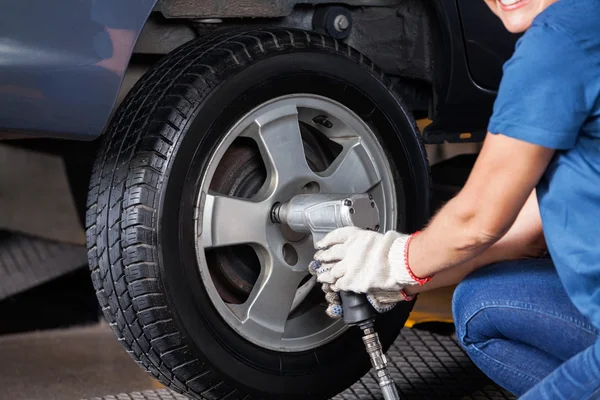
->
[367, 288, 415, 312]
[308, 267, 415, 318]
[310, 226, 430, 293]
[314, 282, 344, 319]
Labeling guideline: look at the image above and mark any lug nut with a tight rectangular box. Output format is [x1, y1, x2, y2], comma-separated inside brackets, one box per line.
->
[271, 202, 282, 223]
[349, 208, 355, 214]
[334, 14, 350, 31]
[344, 199, 352, 207]
[368, 194, 373, 200]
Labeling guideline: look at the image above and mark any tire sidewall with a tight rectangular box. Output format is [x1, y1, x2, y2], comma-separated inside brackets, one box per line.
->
[158, 48, 429, 398]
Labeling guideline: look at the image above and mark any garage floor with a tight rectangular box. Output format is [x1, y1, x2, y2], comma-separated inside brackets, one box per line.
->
[0, 323, 156, 400]
[0, 294, 513, 400]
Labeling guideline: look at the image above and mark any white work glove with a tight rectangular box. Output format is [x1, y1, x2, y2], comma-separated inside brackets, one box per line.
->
[308, 226, 430, 318]
[307, 274, 415, 318]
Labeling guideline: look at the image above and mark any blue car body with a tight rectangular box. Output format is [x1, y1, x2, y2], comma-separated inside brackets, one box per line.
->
[0, 0, 518, 143]
[0, 0, 156, 140]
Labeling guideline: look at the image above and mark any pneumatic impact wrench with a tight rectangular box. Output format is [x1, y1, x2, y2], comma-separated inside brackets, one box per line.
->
[272, 193, 401, 400]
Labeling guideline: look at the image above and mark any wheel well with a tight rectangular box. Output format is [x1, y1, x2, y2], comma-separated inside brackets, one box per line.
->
[115, 0, 442, 117]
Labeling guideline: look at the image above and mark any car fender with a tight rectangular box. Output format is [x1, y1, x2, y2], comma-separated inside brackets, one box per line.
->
[0, 0, 158, 140]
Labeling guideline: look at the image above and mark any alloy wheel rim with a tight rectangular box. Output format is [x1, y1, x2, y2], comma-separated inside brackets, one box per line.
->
[194, 94, 398, 352]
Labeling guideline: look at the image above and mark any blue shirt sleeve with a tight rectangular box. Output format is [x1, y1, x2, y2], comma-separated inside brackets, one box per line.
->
[488, 25, 596, 149]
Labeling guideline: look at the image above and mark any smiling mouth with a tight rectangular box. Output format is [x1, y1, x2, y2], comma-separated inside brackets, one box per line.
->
[498, 0, 530, 11]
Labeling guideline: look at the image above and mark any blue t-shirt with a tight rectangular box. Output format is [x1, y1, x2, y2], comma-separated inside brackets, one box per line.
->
[488, 0, 600, 327]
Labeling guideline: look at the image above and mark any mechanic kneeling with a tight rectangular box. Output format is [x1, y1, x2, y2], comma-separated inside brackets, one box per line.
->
[309, 0, 600, 398]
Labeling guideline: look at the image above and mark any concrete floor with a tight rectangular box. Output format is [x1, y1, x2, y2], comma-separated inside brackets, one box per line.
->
[0, 323, 158, 400]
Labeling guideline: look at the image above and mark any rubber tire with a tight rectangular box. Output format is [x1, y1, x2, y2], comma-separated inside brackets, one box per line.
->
[86, 28, 430, 400]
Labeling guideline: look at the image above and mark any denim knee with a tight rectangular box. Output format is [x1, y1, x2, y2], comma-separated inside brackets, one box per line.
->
[452, 258, 562, 348]
[451, 263, 504, 346]
[452, 271, 483, 347]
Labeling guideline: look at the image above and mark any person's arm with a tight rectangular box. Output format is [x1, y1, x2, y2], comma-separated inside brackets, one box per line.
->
[309, 27, 593, 305]
[408, 133, 555, 279]
[407, 26, 596, 281]
[405, 188, 545, 295]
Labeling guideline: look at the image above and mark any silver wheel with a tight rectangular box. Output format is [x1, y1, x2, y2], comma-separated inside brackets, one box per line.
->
[194, 94, 397, 352]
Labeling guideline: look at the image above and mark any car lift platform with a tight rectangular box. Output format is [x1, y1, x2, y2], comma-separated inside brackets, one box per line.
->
[87, 328, 515, 400]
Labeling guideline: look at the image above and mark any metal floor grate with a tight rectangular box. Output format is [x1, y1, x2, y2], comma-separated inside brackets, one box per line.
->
[86, 328, 515, 400]
[333, 328, 515, 400]
[0, 232, 88, 301]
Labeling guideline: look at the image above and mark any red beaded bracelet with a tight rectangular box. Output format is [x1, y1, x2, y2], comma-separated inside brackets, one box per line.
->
[404, 231, 432, 286]
[399, 289, 414, 302]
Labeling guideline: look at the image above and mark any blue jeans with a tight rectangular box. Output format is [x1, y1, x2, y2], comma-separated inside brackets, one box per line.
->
[452, 259, 600, 399]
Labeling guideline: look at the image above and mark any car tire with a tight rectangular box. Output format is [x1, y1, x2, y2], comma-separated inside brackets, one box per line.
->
[86, 28, 430, 400]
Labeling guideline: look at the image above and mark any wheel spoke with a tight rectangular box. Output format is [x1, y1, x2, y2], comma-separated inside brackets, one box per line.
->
[243, 104, 314, 187]
[290, 275, 317, 314]
[201, 192, 269, 248]
[293, 238, 319, 273]
[318, 138, 381, 193]
[233, 261, 307, 338]
[284, 238, 319, 312]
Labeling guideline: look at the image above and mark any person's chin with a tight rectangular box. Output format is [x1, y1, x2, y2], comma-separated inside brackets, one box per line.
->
[501, 16, 532, 33]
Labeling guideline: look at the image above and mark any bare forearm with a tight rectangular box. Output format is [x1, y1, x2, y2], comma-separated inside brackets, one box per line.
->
[405, 232, 540, 295]
[406, 134, 554, 279]
[404, 243, 505, 295]
[405, 189, 545, 294]
[408, 195, 501, 278]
